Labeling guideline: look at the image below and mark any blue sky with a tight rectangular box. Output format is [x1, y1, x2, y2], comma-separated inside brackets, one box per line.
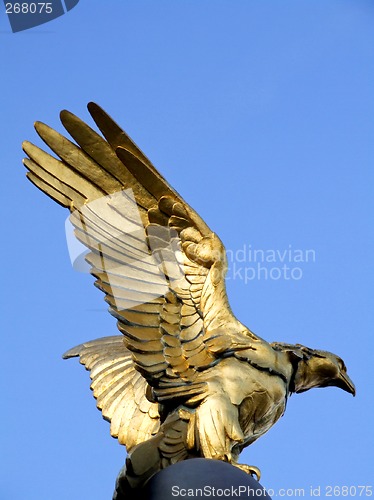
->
[1, 1, 373, 498]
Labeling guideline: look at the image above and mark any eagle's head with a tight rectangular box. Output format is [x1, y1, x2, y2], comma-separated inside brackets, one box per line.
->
[295, 346, 355, 396]
[272, 343, 356, 396]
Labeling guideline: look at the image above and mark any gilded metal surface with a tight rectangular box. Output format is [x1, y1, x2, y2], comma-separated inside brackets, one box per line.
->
[23, 104, 355, 492]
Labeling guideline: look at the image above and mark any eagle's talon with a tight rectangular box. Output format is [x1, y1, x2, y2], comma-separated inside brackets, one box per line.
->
[233, 463, 261, 481]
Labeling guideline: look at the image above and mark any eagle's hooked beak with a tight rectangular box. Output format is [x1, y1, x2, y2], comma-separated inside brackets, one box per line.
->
[335, 371, 356, 397]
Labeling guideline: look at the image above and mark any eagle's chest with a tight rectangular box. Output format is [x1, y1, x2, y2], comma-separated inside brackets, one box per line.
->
[211, 358, 288, 444]
[237, 368, 287, 444]
[201, 356, 289, 447]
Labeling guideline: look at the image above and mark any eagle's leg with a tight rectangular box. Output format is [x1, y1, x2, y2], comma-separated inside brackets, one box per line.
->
[194, 393, 244, 460]
[195, 394, 261, 480]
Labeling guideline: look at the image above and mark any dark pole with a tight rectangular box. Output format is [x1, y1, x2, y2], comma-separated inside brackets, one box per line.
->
[114, 458, 272, 500]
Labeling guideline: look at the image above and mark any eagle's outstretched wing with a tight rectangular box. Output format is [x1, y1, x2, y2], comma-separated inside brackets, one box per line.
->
[23, 103, 268, 448]
[62, 336, 160, 451]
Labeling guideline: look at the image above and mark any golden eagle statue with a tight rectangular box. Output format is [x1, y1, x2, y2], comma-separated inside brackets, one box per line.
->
[23, 103, 355, 495]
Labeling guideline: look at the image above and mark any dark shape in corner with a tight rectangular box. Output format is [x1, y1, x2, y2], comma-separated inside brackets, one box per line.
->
[64, 0, 79, 12]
